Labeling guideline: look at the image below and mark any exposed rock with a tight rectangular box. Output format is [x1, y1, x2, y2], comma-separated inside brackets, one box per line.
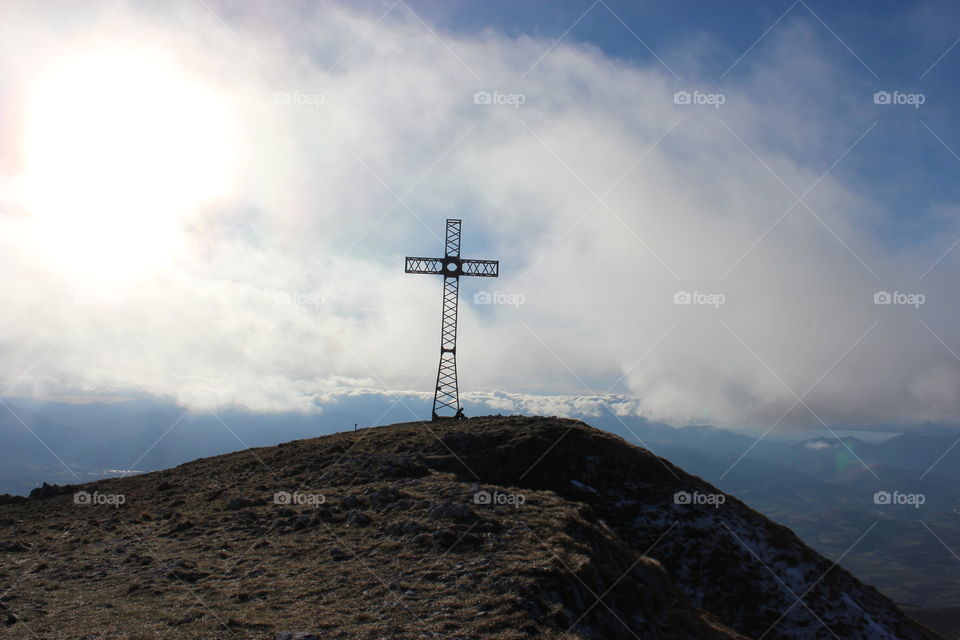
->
[28, 482, 70, 499]
[225, 497, 260, 510]
[367, 486, 402, 505]
[346, 510, 371, 527]
[427, 501, 474, 522]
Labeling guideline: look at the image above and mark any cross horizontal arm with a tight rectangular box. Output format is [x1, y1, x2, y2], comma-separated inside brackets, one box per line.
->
[461, 259, 499, 277]
[405, 257, 499, 277]
[405, 257, 444, 275]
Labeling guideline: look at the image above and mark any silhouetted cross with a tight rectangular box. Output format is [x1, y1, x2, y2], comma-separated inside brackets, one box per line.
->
[405, 219, 498, 420]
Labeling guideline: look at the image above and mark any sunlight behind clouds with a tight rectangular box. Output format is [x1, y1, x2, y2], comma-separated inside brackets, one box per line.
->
[21, 50, 236, 276]
[2, 0, 960, 431]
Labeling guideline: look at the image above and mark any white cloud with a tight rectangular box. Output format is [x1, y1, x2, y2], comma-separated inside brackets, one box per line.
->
[2, 1, 960, 431]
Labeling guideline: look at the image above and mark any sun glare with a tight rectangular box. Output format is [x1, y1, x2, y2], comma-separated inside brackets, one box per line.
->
[22, 52, 234, 277]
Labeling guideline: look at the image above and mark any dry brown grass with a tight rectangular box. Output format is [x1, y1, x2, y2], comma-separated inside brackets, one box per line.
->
[0, 415, 940, 640]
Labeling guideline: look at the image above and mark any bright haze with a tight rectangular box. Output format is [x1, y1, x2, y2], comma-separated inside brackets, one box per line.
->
[2, 0, 960, 433]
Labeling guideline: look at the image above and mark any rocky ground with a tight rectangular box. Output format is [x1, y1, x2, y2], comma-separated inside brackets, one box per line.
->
[0, 416, 943, 639]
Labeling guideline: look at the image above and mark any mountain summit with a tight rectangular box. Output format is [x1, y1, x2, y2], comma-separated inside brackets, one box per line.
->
[0, 416, 941, 639]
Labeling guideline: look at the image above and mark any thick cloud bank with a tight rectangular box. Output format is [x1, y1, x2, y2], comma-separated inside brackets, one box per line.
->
[2, 1, 959, 431]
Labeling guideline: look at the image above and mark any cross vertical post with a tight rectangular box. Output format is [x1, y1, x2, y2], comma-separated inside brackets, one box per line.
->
[405, 219, 499, 421]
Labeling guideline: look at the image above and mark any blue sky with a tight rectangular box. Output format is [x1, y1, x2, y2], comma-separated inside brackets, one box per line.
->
[418, 0, 960, 244]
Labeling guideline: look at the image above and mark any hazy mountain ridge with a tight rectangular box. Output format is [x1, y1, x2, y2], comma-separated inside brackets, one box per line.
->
[0, 397, 375, 494]
[585, 414, 960, 609]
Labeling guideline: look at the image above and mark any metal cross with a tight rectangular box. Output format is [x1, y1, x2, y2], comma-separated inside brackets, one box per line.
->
[405, 219, 498, 420]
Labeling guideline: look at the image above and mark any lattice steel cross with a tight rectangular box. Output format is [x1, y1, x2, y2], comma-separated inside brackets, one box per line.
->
[405, 219, 498, 420]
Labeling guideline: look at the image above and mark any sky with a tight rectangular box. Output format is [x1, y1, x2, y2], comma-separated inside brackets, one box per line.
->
[2, 0, 960, 433]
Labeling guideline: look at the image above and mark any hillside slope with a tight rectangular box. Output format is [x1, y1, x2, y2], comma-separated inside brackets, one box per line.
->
[0, 416, 941, 639]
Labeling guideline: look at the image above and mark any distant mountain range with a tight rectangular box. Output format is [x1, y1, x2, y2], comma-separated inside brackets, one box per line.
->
[0, 395, 411, 494]
[587, 412, 960, 609]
